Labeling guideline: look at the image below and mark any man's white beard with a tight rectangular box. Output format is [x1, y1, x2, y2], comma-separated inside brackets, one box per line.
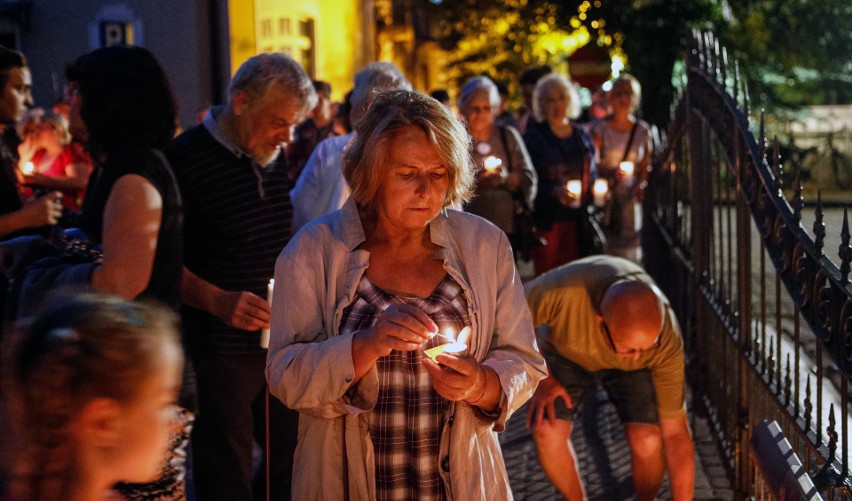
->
[255, 144, 282, 168]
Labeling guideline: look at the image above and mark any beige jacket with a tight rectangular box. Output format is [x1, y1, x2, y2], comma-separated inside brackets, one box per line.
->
[266, 198, 547, 500]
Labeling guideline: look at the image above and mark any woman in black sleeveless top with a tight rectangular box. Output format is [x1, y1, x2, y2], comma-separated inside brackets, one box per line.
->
[70, 46, 182, 311]
[67, 45, 189, 500]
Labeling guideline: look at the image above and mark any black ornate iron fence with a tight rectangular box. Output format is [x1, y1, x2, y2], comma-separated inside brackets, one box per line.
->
[644, 30, 852, 500]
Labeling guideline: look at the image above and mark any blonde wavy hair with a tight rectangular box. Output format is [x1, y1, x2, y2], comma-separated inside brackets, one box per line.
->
[343, 89, 475, 215]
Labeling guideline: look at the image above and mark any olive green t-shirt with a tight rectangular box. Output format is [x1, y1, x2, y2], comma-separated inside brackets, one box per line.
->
[524, 255, 686, 419]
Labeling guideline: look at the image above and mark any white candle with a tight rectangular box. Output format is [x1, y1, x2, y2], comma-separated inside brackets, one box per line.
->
[483, 155, 502, 174]
[566, 180, 582, 208]
[593, 178, 609, 207]
[442, 342, 469, 358]
[260, 278, 274, 349]
[22, 161, 34, 174]
[619, 161, 635, 178]
[425, 341, 469, 363]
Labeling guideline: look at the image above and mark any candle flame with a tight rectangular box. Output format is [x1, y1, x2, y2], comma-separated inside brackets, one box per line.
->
[444, 327, 455, 342]
[593, 178, 608, 195]
[483, 156, 502, 172]
[22, 161, 34, 174]
[566, 180, 582, 196]
[619, 161, 635, 176]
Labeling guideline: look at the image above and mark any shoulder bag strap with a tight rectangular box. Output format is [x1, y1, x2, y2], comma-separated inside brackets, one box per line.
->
[620, 121, 639, 163]
[497, 125, 514, 173]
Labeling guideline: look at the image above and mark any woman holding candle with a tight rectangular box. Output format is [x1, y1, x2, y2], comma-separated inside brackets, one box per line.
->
[267, 89, 546, 500]
[592, 73, 654, 263]
[457, 76, 537, 249]
[590, 74, 653, 263]
[15, 108, 92, 210]
[523, 73, 598, 275]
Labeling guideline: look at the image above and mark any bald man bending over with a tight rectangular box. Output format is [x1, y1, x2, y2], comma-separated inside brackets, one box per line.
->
[524, 255, 694, 501]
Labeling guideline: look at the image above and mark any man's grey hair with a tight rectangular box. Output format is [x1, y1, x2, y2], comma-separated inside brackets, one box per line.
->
[228, 52, 317, 114]
[349, 62, 412, 126]
[457, 76, 500, 116]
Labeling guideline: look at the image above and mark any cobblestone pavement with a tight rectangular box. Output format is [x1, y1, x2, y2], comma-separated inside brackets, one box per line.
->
[500, 386, 735, 500]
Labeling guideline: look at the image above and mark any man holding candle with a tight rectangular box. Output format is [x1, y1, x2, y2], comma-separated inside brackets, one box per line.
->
[0, 46, 62, 239]
[525, 255, 694, 501]
[267, 90, 546, 499]
[170, 54, 316, 500]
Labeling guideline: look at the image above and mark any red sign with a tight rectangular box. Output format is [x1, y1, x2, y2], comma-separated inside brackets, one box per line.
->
[568, 45, 611, 89]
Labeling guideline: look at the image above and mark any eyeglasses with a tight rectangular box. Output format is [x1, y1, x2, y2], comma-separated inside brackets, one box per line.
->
[601, 320, 660, 356]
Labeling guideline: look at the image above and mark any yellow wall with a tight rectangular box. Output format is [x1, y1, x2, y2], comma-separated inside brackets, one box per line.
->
[227, 0, 256, 76]
[247, 0, 368, 101]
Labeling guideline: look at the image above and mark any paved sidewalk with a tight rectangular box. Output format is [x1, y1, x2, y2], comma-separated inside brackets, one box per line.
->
[500, 385, 735, 500]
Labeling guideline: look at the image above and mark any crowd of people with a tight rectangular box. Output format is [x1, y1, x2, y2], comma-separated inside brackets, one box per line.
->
[0, 42, 691, 501]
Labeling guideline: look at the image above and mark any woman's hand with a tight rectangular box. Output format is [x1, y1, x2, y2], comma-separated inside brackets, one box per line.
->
[525, 374, 572, 429]
[351, 304, 437, 383]
[356, 303, 437, 359]
[422, 327, 494, 404]
[422, 354, 485, 402]
[17, 134, 37, 164]
[21, 171, 48, 186]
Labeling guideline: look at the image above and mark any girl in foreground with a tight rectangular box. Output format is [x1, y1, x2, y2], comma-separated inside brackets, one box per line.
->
[4, 294, 183, 501]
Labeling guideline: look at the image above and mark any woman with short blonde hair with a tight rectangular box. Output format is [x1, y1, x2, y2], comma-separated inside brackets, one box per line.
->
[591, 73, 653, 263]
[344, 89, 475, 215]
[523, 73, 598, 275]
[268, 89, 546, 500]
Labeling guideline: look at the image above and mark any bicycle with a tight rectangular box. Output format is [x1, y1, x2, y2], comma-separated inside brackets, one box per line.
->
[780, 130, 852, 190]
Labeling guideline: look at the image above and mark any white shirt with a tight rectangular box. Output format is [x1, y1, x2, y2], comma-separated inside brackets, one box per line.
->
[289, 132, 354, 232]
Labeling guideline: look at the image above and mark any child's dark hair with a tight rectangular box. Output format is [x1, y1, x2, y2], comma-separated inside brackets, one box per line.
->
[4, 293, 181, 500]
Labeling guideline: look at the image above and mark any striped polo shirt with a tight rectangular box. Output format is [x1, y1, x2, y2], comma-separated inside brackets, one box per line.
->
[170, 106, 292, 354]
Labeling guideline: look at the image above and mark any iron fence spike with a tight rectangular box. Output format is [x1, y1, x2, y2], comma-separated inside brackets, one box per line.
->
[814, 191, 826, 255]
[840, 207, 850, 282]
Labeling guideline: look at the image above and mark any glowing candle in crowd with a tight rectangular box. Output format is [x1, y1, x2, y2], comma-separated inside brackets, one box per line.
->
[566, 179, 582, 208]
[425, 327, 469, 363]
[260, 279, 274, 349]
[483, 155, 502, 174]
[22, 161, 34, 175]
[619, 161, 635, 178]
[593, 178, 609, 207]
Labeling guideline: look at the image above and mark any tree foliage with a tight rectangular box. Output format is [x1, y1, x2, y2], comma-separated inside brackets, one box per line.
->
[426, 0, 851, 127]
[721, 0, 852, 110]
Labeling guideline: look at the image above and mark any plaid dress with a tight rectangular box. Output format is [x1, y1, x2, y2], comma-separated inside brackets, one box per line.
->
[340, 273, 471, 501]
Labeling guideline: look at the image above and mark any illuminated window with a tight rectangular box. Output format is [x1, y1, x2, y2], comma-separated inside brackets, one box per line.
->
[279, 18, 290, 36]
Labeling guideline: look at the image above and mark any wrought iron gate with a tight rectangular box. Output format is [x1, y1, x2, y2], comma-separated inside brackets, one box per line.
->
[645, 30, 852, 500]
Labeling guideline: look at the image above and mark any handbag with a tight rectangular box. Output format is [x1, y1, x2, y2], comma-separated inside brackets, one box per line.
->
[2, 227, 101, 321]
[498, 126, 545, 259]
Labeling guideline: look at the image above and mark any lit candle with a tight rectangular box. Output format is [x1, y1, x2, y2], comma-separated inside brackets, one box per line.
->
[619, 161, 635, 178]
[260, 279, 274, 349]
[22, 161, 34, 175]
[424, 327, 469, 364]
[483, 155, 502, 174]
[566, 179, 582, 208]
[441, 341, 469, 358]
[593, 178, 609, 207]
